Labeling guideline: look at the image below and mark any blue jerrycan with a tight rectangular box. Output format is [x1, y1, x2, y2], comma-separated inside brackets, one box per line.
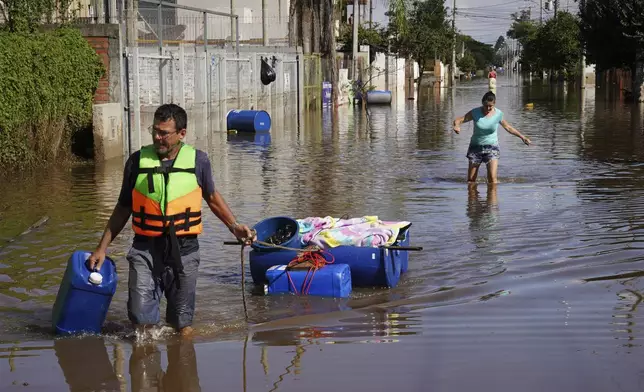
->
[52, 251, 118, 336]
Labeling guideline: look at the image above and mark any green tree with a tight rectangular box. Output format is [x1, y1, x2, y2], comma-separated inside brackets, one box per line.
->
[458, 34, 494, 70]
[337, 23, 387, 53]
[536, 11, 581, 78]
[387, 0, 452, 85]
[580, 0, 644, 74]
[457, 52, 476, 74]
[507, 9, 535, 43]
[506, 9, 540, 71]
[0, 0, 76, 32]
[579, 0, 638, 71]
[615, 0, 644, 45]
[494, 35, 505, 52]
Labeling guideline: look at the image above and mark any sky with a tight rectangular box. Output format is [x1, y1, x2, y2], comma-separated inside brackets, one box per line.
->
[356, 0, 579, 45]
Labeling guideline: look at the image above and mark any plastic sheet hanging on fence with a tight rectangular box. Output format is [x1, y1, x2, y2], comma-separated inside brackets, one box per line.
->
[261, 56, 276, 85]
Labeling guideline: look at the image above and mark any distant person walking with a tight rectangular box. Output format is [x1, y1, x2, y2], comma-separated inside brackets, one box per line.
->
[488, 68, 497, 89]
[452, 91, 531, 184]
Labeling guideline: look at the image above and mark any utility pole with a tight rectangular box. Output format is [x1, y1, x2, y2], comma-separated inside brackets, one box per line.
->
[554, 0, 558, 19]
[540, 0, 542, 25]
[352, 0, 359, 81]
[369, 0, 373, 83]
[262, 0, 268, 46]
[450, 0, 456, 87]
[231, 0, 236, 47]
[126, 0, 138, 47]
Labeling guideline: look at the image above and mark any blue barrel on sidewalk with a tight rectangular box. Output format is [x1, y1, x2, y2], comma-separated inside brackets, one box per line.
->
[227, 109, 271, 132]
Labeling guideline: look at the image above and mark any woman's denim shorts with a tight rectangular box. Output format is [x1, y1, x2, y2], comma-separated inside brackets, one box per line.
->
[466, 144, 500, 165]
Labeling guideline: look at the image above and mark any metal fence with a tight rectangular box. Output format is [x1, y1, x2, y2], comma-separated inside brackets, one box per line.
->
[126, 45, 303, 152]
[122, 0, 303, 153]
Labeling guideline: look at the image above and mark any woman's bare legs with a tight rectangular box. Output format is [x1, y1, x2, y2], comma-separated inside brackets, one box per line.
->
[468, 161, 480, 183]
[486, 159, 499, 184]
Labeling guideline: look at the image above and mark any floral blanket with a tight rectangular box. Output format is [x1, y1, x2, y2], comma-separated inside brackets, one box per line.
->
[296, 216, 411, 249]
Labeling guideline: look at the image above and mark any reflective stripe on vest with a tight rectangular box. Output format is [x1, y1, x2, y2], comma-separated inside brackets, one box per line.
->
[131, 143, 203, 236]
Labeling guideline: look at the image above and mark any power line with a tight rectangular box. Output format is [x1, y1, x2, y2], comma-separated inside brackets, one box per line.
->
[458, 0, 526, 10]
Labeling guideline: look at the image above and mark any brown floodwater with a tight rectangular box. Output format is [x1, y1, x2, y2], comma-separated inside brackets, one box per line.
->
[2, 76, 644, 391]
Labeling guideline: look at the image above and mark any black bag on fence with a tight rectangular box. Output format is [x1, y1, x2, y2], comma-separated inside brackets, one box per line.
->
[261, 57, 276, 85]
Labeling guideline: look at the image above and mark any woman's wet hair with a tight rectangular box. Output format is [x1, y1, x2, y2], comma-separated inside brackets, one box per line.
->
[482, 91, 496, 104]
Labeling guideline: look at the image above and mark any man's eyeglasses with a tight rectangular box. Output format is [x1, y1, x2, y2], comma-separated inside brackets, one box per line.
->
[148, 126, 178, 139]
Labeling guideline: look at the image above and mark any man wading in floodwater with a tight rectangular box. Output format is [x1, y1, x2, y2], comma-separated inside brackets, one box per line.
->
[87, 104, 256, 337]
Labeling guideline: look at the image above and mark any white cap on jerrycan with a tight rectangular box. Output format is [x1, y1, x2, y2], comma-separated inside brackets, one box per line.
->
[89, 272, 103, 285]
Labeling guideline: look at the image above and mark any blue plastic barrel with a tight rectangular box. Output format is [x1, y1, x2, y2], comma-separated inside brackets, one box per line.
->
[251, 216, 301, 252]
[265, 264, 352, 298]
[227, 109, 271, 132]
[52, 251, 118, 336]
[366, 90, 392, 105]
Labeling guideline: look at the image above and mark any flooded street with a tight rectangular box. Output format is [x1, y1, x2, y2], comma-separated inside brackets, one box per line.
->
[2, 76, 644, 391]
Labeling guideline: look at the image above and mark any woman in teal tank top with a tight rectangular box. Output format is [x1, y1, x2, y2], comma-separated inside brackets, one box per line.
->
[452, 91, 531, 184]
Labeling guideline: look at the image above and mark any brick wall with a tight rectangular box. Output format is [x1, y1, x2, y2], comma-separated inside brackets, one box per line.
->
[85, 36, 111, 104]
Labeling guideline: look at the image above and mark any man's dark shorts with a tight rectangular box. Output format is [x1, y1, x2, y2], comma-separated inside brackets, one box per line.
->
[466, 144, 500, 165]
[126, 235, 200, 330]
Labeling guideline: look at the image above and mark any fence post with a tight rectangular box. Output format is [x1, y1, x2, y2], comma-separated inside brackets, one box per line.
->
[132, 46, 142, 151]
[276, 55, 284, 115]
[119, 8, 131, 157]
[236, 17, 241, 108]
[297, 53, 304, 126]
[267, 55, 272, 112]
[219, 54, 228, 130]
[196, 51, 208, 111]
[158, 3, 166, 105]
[203, 12, 208, 54]
[178, 45, 185, 108]
[251, 53, 257, 109]
[203, 12, 211, 121]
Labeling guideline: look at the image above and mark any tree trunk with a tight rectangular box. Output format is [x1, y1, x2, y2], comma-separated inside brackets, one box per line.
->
[289, 0, 339, 106]
[321, 0, 338, 106]
[288, 0, 300, 47]
[312, 1, 321, 53]
[301, 0, 312, 54]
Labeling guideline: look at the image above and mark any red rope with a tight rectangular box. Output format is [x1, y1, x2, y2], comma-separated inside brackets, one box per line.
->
[286, 248, 334, 295]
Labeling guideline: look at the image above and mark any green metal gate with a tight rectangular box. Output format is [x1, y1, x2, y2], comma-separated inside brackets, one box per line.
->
[303, 53, 322, 110]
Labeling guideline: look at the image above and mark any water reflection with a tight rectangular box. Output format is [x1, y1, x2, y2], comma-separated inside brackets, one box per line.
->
[251, 307, 419, 346]
[466, 183, 500, 248]
[53, 336, 202, 392]
[226, 131, 272, 147]
[54, 337, 123, 391]
[130, 339, 201, 392]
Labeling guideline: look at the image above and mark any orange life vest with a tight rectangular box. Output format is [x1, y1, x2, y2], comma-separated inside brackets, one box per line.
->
[131, 143, 203, 237]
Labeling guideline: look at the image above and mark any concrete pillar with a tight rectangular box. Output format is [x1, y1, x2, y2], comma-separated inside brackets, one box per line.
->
[93, 103, 124, 162]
